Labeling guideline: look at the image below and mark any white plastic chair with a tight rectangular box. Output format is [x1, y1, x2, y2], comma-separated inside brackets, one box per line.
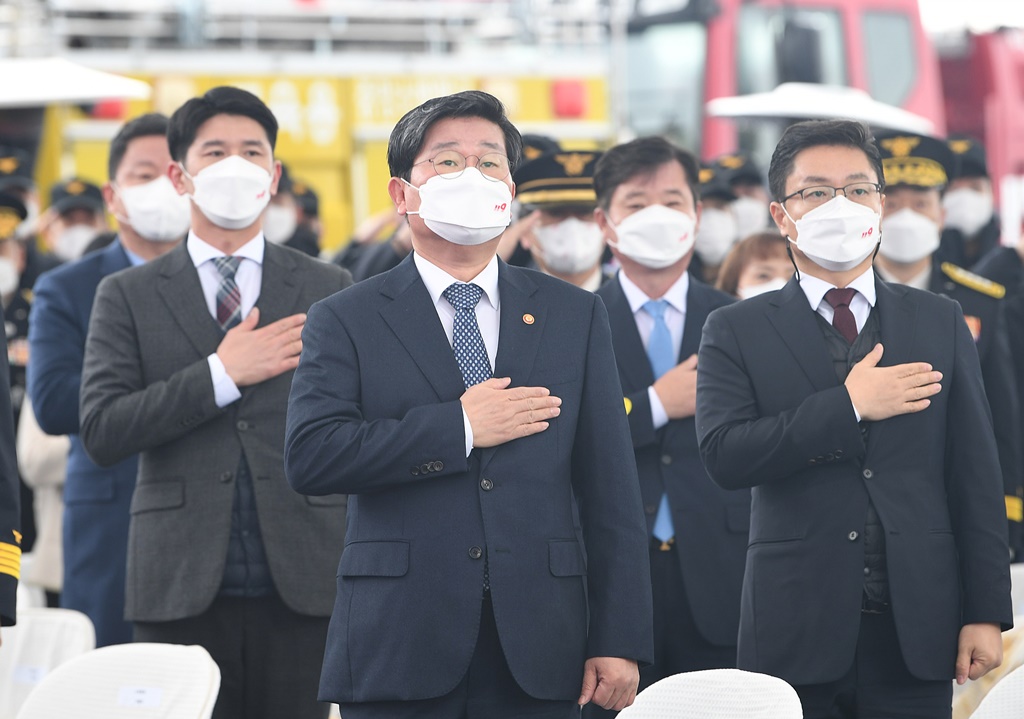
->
[14, 555, 46, 610]
[16, 643, 220, 719]
[1010, 563, 1024, 617]
[0, 607, 96, 719]
[969, 663, 1024, 718]
[618, 668, 803, 718]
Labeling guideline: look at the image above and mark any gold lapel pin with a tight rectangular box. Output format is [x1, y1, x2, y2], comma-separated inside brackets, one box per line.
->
[523, 313, 535, 325]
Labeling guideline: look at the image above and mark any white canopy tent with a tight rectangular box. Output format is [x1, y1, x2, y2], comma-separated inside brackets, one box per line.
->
[706, 82, 937, 134]
[0, 57, 151, 108]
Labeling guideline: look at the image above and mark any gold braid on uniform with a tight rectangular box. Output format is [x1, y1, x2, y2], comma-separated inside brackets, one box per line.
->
[940, 263, 1006, 299]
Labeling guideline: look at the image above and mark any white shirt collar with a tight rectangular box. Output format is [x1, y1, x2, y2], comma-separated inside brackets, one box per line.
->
[413, 252, 500, 311]
[186, 230, 265, 268]
[798, 265, 877, 311]
[617, 267, 690, 315]
[876, 263, 931, 291]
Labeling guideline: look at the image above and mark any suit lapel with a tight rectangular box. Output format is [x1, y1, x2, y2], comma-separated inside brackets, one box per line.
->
[255, 243, 303, 324]
[479, 262, 543, 472]
[157, 243, 223, 357]
[379, 255, 466, 403]
[874, 274, 917, 369]
[99, 239, 131, 275]
[601, 276, 655, 392]
[766, 277, 838, 392]
[679, 280, 711, 363]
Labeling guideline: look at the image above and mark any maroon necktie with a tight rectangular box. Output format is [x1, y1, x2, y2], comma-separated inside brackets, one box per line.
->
[825, 288, 859, 344]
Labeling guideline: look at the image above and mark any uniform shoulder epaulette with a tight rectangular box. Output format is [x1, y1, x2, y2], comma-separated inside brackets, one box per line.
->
[940, 262, 1005, 299]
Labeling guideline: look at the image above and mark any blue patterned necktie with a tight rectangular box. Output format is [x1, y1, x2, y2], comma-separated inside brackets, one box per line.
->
[443, 282, 493, 389]
[213, 256, 243, 331]
[643, 299, 676, 545]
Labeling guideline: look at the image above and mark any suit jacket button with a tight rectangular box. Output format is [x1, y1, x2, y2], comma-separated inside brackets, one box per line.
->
[825, 453, 835, 462]
[434, 461, 444, 472]
[848, 531, 859, 541]
[411, 467, 420, 476]
[808, 458, 818, 465]
[645, 504, 657, 515]
[236, 420, 249, 431]
[862, 468, 873, 479]
[835, 450, 844, 458]
[661, 454, 672, 465]
[420, 463, 431, 474]
[480, 478, 493, 491]
[468, 546, 483, 560]
[219, 472, 233, 483]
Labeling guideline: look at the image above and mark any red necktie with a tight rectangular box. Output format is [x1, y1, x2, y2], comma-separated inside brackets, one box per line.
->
[825, 287, 858, 344]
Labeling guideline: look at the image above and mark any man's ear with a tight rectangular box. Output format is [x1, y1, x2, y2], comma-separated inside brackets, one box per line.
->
[594, 206, 614, 242]
[388, 177, 409, 215]
[269, 160, 282, 196]
[168, 161, 191, 196]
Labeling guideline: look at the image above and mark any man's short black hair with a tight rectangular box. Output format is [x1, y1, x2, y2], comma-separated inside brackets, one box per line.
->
[108, 113, 170, 181]
[167, 86, 278, 164]
[768, 120, 885, 202]
[592, 136, 701, 211]
[387, 90, 523, 180]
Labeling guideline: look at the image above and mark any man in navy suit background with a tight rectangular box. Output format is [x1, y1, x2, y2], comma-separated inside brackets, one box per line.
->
[28, 113, 188, 646]
[696, 119, 1011, 718]
[585, 137, 748, 718]
[285, 90, 653, 718]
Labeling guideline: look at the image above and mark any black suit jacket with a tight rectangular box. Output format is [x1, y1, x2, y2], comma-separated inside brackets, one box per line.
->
[285, 254, 653, 703]
[598, 274, 749, 647]
[695, 275, 1012, 685]
[0, 303, 19, 625]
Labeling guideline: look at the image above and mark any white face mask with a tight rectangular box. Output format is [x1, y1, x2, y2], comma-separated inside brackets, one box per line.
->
[263, 204, 299, 244]
[731, 196, 769, 239]
[785, 196, 880, 273]
[694, 207, 739, 266]
[608, 204, 696, 270]
[0, 257, 18, 297]
[182, 155, 273, 231]
[54, 224, 99, 261]
[942, 187, 994, 237]
[879, 207, 940, 264]
[15, 200, 38, 240]
[533, 217, 604, 275]
[738, 276, 788, 299]
[405, 168, 512, 246]
[117, 176, 190, 243]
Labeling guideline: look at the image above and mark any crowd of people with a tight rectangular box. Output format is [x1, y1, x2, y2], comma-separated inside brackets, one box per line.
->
[0, 85, 1020, 719]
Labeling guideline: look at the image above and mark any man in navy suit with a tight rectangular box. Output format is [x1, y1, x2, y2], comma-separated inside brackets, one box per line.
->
[285, 90, 653, 719]
[584, 138, 747, 718]
[28, 113, 188, 646]
[695, 119, 1011, 718]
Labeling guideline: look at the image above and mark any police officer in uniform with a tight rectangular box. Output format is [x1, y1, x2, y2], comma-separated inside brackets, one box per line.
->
[873, 131, 1024, 558]
[511, 150, 610, 291]
[939, 136, 1001, 272]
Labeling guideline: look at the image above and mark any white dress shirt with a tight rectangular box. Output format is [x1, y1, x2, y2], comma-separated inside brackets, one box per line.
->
[617, 269, 689, 430]
[797, 266, 877, 420]
[187, 231, 265, 408]
[413, 252, 501, 455]
[876, 263, 931, 291]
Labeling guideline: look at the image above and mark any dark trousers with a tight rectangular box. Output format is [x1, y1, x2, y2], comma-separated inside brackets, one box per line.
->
[583, 540, 736, 719]
[795, 609, 953, 719]
[338, 595, 579, 719]
[134, 593, 330, 719]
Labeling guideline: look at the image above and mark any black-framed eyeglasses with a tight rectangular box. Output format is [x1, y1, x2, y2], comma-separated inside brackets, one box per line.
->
[781, 182, 882, 209]
[414, 150, 510, 182]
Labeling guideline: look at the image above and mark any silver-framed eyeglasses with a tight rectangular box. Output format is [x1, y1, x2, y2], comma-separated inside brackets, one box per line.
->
[781, 182, 881, 208]
[414, 151, 511, 181]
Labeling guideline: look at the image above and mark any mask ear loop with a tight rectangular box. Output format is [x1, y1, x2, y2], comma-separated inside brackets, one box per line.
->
[779, 201, 801, 282]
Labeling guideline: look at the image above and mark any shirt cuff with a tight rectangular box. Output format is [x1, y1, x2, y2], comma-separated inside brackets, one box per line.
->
[648, 386, 669, 430]
[462, 405, 475, 456]
[850, 398, 862, 423]
[208, 354, 241, 408]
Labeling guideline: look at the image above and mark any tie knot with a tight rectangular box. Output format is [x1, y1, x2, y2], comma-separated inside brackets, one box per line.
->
[643, 299, 669, 320]
[213, 255, 242, 280]
[825, 287, 857, 310]
[443, 283, 485, 312]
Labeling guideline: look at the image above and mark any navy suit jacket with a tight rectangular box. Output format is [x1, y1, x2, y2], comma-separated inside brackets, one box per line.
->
[695, 275, 1012, 685]
[285, 254, 653, 704]
[28, 240, 138, 645]
[598, 275, 748, 648]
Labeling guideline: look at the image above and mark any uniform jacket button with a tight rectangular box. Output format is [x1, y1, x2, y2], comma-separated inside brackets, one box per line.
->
[468, 546, 483, 560]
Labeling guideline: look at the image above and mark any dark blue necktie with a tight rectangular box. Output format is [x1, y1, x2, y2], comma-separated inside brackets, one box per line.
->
[443, 282, 492, 389]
